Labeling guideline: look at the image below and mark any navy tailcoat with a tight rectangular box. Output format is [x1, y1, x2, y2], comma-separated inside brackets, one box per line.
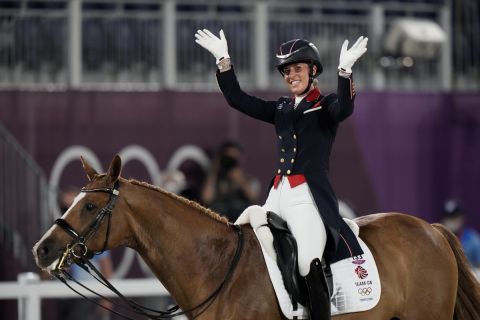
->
[216, 68, 363, 263]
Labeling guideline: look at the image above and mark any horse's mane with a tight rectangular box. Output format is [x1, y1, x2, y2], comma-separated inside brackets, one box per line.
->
[128, 179, 230, 225]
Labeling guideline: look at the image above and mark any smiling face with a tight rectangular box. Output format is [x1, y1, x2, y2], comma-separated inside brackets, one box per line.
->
[282, 63, 316, 96]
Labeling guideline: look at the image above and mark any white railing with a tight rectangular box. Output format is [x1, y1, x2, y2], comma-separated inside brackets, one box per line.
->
[2, 0, 476, 91]
[0, 272, 175, 320]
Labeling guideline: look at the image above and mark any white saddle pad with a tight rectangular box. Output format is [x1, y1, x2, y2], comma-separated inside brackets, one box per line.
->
[250, 222, 381, 319]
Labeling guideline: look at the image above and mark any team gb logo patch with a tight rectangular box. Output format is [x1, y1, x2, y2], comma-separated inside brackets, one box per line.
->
[355, 266, 369, 279]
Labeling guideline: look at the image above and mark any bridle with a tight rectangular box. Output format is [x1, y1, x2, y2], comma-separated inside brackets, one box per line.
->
[53, 180, 119, 272]
[51, 179, 245, 319]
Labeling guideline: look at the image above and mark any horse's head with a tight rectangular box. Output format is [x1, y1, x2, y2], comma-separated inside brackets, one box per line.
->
[33, 155, 128, 273]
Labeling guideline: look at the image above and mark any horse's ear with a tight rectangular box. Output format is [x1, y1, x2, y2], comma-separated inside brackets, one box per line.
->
[81, 156, 98, 181]
[106, 154, 122, 184]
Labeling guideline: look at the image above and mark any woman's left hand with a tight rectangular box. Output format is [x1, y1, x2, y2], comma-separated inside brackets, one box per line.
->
[338, 36, 368, 74]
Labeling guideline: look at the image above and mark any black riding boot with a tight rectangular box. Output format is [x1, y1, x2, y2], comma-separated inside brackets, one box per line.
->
[304, 258, 331, 320]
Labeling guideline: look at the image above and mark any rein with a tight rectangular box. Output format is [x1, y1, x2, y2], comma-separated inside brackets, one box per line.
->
[52, 180, 245, 319]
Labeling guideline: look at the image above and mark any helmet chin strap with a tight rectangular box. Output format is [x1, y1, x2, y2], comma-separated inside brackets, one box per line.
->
[299, 62, 314, 96]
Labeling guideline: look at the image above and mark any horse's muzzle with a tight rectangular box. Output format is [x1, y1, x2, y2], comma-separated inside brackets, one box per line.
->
[33, 237, 64, 270]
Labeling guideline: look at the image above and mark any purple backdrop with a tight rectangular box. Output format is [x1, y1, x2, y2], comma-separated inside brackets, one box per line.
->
[1, 89, 479, 228]
[1, 88, 480, 319]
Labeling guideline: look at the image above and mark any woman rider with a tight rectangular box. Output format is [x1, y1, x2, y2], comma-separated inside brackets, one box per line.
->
[195, 29, 368, 320]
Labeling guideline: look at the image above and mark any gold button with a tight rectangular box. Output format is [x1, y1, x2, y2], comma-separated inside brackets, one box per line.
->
[293, 134, 297, 139]
[287, 170, 291, 175]
[281, 148, 285, 152]
[291, 159, 295, 163]
[278, 135, 282, 139]
[277, 169, 281, 174]
[293, 148, 297, 152]
[280, 158, 285, 163]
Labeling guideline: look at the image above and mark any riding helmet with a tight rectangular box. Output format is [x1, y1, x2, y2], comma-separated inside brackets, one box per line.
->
[276, 39, 323, 77]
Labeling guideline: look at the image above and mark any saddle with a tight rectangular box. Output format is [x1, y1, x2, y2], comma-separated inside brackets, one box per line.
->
[266, 212, 333, 309]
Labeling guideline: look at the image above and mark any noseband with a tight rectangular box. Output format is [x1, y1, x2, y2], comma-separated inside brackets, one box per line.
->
[53, 180, 120, 272]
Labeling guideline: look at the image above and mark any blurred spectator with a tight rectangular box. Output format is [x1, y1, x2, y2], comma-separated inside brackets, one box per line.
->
[177, 159, 208, 203]
[162, 169, 187, 194]
[59, 185, 78, 213]
[440, 199, 480, 269]
[57, 187, 114, 320]
[201, 141, 260, 222]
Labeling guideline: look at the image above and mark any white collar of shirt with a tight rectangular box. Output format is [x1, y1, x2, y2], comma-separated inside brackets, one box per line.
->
[294, 94, 307, 109]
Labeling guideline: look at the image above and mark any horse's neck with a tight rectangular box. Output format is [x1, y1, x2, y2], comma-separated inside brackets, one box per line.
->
[123, 183, 236, 310]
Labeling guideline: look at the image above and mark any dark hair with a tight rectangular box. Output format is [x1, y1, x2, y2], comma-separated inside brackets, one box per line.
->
[442, 199, 464, 218]
[219, 140, 243, 155]
[216, 140, 242, 177]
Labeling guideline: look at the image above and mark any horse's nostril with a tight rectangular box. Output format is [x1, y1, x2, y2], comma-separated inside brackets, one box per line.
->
[38, 245, 49, 258]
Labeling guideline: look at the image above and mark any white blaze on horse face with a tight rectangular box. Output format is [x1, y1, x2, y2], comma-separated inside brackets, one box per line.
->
[45, 193, 85, 273]
[61, 192, 86, 219]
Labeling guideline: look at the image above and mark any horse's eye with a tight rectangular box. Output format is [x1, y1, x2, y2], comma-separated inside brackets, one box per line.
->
[85, 203, 96, 211]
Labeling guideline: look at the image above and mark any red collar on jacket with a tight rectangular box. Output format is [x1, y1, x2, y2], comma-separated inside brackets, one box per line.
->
[306, 87, 321, 102]
[291, 87, 322, 103]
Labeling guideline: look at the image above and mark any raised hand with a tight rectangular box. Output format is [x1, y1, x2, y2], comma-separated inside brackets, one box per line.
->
[338, 36, 368, 74]
[194, 29, 230, 64]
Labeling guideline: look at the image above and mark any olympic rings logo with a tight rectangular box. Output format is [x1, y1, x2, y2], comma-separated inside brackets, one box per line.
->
[48, 144, 210, 278]
[358, 287, 372, 296]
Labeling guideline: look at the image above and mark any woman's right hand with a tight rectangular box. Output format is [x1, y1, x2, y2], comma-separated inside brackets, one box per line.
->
[194, 29, 230, 64]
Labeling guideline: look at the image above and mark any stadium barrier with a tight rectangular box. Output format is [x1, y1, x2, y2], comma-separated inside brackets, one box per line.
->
[0, 0, 472, 91]
[0, 272, 171, 320]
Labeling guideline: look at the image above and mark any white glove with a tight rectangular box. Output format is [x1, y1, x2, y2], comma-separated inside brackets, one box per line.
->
[338, 36, 368, 74]
[194, 29, 230, 64]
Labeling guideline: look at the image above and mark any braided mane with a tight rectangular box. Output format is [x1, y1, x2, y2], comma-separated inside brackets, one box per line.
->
[128, 179, 230, 225]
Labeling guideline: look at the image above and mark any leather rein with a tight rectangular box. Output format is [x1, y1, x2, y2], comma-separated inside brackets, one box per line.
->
[52, 180, 245, 319]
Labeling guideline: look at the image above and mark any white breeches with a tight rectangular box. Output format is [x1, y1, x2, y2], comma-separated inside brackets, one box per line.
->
[262, 177, 327, 276]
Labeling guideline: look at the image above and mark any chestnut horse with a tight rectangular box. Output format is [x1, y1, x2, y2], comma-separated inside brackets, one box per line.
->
[34, 155, 480, 319]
